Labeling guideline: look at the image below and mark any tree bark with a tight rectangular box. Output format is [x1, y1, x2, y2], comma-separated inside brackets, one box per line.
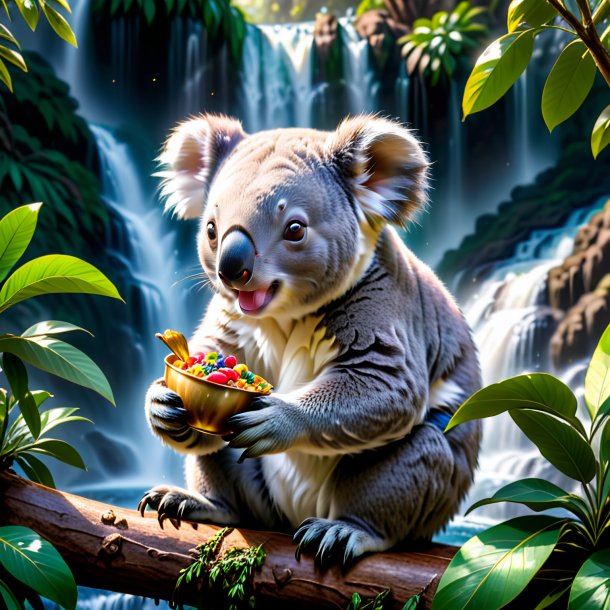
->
[0, 472, 456, 609]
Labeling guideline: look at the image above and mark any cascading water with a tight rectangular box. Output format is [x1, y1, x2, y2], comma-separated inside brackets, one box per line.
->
[459, 198, 608, 520]
[87, 124, 189, 487]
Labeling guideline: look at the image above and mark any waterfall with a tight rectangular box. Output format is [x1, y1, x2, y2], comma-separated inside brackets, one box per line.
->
[90, 124, 189, 485]
[460, 198, 607, 520]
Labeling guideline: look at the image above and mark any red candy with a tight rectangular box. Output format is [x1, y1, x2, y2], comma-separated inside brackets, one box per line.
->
[218, 367, 239, 381]
[187, 356, 198, 366]
[206, 371, 229, 384]
[192, 351, 206, 363]
[224, 355, 237, 368]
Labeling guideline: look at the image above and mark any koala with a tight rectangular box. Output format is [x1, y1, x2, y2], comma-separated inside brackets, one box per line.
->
[140, 114, 482, 568]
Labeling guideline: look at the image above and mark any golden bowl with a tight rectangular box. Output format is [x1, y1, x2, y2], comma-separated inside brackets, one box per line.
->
[164, 354, 262, 435]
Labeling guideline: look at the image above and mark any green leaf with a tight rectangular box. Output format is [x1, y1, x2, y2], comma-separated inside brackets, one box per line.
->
[600, 417, 610, 466]
[0, 525, 77, 610]
[2, 353, 40, 439]
[466, 477, 585, 518]
[21, 321, 92, 338]
[592, 104, 610, 159]
[462, 29, 537, 120]
[0, 387, 8, 447]
[0, 254, 123, 314]
[568, 548, 610, 609]
[446, 373, 582, 433]
[142, 0, 155, 23]
[0, 57, 12, 92]
[510, 410, 596, 483]
[0, 203, 41, 283]
[15, 0, 39, 30]
[39, 0, 77, 47]
[535, 583, 571, 609]
[0, 24, 19, 46]
[0, 578, 23, 610]
[542, 40, 596, 132]
[585, 324, 610, 420]
[29, 438, 85, 470]
[0, 335, 115, 404]
[40, 407, 90, 435]
[507, 0, 558, 32]
[431, 515, 565, 610]
[0, 46, 27, 72]
[14, 454, 55, 488]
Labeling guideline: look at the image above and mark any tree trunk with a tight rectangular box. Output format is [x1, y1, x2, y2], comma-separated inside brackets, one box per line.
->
[0, 472, 456, 609]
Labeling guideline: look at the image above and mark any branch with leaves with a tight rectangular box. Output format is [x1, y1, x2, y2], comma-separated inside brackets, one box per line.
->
[0, 0, 77, 91]
[433, 323, 610, 608]
[462, 0, 610, 158]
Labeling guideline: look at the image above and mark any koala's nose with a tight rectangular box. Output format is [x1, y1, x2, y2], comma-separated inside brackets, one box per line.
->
[218, 229, 255, 285]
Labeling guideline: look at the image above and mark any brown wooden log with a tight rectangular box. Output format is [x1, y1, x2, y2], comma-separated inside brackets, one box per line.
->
[0, 472, 456, 609]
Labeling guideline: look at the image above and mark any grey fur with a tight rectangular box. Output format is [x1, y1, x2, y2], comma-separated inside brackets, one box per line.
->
[142, 114, 481, 568]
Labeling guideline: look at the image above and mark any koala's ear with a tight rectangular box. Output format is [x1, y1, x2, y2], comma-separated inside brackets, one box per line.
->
[325, 116, 429, 228]
[156, 114, 246, 219]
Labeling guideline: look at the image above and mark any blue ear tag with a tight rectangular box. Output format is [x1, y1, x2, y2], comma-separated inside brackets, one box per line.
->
[425, 409, 452, 433]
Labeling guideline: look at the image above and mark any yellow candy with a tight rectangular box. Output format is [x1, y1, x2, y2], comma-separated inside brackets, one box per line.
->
[234, 364, 248, 376]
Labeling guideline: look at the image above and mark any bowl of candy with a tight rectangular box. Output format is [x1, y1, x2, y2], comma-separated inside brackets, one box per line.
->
[157, 330, 272, 435]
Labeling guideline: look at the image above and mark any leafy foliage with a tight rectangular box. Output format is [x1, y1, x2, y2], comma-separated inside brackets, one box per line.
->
[0, 54, 108, 260]
[0, 0, 77, 91]
[462, 0, 610, 157]
[0, 525, 77, 610]
[355, 0, 384, 18]
[173, 527, 266, 610]
[434, 323, 610, 608]
[92, 0, 247, 62]
[398, 2, 488, 87]
[346, 590, 389, 610]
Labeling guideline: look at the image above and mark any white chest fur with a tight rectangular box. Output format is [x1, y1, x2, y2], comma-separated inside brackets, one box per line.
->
[223, 308, 341, 527]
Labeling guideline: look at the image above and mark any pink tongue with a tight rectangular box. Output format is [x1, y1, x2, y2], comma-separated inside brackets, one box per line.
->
[238, 289, 269, 312]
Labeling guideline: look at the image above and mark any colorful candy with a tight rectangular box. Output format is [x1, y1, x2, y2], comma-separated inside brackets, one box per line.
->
[173, 351, 272, 394]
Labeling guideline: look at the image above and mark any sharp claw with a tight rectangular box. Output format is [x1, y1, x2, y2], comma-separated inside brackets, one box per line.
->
[191, 523, 198, 530]
[294, 542, 302, 562]
[169, 518, 181, 530]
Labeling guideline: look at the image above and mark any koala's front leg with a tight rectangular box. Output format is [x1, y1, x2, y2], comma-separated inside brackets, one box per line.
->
[145, 378, 225, 454]
[227, 359, 427, 459]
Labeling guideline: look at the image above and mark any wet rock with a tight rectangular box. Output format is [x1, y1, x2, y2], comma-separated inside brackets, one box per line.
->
[314, 13, 340, 62]
[551, 275, 610, 367]
[355, 10, 408, 65]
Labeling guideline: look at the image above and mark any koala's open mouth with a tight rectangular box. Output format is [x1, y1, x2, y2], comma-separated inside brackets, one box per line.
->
[236, 281, 280, 315]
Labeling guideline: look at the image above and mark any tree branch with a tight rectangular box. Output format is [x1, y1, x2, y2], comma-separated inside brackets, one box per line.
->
[0, 472, 456, 609]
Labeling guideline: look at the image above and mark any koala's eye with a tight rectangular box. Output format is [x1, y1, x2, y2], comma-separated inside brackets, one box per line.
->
[206, 222, 217, 243]
[283, 220, 306, 243]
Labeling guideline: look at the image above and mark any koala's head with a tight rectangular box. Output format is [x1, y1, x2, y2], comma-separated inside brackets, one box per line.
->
[157, 114, 429, 319]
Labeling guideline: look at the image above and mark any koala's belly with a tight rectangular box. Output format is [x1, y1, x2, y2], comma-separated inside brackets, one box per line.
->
[262, 451, 339, 527]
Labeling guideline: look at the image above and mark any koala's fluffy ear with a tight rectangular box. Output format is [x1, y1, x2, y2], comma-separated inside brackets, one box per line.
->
[325, 116, 429, 228]
[156, 114, 246, 219]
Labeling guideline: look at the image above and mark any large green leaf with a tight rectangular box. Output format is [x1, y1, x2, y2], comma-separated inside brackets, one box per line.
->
[510, 410, 596, 483]
[541, 40, 596, 132]
[14, 454, 55, 488]
[569, 548, 610, 609]
[0, 254, 123, 314]
[0, 335, 115, 404]
[0, 525, 76, 610]
[431, 515, 564, 609]
[0, 387, 7, 447]
[466, 478, 586, 519]
[0, 46, 26, 72]
[21, 321, 92, 338]
[0, 203, 41, 283]
[592, 104, 610, 159]
[0, 57, 12, 91]
[2, 353, 40, 440]
[39, 0, 77, 47]
[446, 373, 582, 433]
[507, 0, 558, 32]
[0, 578, 23, 610]
[28, 438, 85, 470]
[462, 29, 537, 119]
[585, 324, 610, 420]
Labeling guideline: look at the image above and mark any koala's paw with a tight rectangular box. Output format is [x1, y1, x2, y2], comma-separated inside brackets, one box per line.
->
[146, 379, 189, 437]
[225, 395, 302, 461]
[293, 518, 383, 570]
[138, 485, 236, 529]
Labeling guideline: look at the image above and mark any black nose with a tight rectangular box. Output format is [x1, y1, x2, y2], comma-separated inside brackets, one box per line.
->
[218, 229, 255, 284]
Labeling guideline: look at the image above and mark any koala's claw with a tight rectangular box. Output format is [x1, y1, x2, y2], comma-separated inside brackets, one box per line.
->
[293, 518, 376, 570]
[226, 397, 300, 460]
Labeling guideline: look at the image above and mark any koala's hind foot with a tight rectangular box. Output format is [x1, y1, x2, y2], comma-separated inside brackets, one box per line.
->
[138, 485, 239, 529]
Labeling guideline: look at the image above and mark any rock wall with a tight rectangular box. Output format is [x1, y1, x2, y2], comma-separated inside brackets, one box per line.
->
[549, 200, 610, 368]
